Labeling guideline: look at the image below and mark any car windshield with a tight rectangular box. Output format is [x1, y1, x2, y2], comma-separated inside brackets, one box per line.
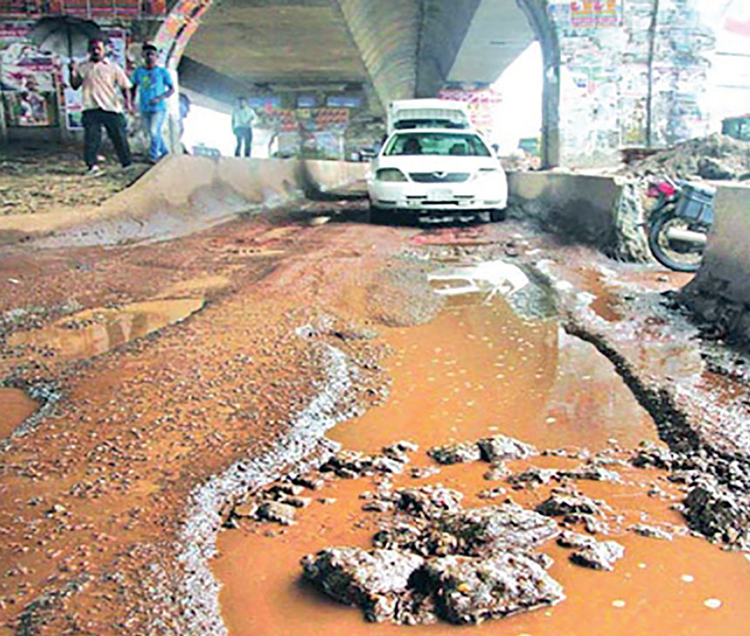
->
[384, 132, 491, 157]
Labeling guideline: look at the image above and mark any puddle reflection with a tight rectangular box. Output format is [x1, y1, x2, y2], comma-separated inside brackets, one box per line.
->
[7, 297, 204, 361]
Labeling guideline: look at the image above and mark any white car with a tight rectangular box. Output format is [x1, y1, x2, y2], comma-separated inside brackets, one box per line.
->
[366, 129, 508, 224]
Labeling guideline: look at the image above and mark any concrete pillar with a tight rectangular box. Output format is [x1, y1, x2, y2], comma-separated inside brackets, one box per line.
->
[518, 0, 561, 169]
[0, 97, 7, 144]
[166, 67, 183, 155]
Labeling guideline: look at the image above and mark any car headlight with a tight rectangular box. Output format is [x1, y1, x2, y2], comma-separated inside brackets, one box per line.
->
[376, 168, 408, 182]
[472, 167, 499, 181]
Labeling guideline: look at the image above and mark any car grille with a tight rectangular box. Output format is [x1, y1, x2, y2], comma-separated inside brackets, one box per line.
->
[409, 172, 471, 183]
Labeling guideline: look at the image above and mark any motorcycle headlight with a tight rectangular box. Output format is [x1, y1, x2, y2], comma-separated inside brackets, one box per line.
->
[376, 168, 408, 182]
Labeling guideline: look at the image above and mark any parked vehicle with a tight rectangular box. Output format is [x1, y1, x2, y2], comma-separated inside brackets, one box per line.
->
[722, 114, 750, 142]
[645, 177, 716, 272]
[366, 128, 508, 224]
[387, 99, 471, 136]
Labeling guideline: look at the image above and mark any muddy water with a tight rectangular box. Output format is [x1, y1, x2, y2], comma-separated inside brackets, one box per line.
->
[214, 295, 750, 636]
[0, 387, 37, 438]
[6, 297, 204, 361]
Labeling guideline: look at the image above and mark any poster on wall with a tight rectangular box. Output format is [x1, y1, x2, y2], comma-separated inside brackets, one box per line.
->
[0, 21, 58, 126]
[437, 87, 502, 140]
[548, 0, 622, 31]
[1, 21, 127, 130]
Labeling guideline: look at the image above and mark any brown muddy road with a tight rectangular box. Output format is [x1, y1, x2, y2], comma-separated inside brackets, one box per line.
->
[0, 202, 748, 635]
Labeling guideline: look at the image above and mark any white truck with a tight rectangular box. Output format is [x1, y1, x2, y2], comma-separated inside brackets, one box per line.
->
[386, 99, 472, 136]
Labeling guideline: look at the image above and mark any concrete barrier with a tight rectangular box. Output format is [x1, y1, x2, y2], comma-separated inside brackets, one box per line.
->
[508, 171, 624, 253]
[681, 182, 750, 340]
[0, 156, 367, 248]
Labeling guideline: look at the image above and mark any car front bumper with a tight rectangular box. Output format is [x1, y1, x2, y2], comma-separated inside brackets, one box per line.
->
[367, 179, 507, 212]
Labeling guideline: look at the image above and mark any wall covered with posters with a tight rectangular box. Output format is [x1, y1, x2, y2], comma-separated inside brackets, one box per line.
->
[0, 22, 59, 128]
[1, 21, 132, 134]
[1, 0, 166, 136]
[547, 0, 735, 167]
[437, 86, 503, 143]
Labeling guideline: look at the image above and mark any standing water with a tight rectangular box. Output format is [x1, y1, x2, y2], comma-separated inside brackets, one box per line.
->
[213, 272, 750, 636]
[0, 387, 38, 439]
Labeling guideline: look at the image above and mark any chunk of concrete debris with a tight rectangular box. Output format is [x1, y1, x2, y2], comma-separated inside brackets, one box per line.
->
[383, 441, 419, 463]
[362, 500, 393, 513]
[373, 504, 560, 559]
[559, 465, 622, 483]
[373, 524, 426, 553]
[393, 486, 464, 519]
[507, 468, 558, 488]
[483, 462, 511, 481]
[536, 494, 604, 517]
[300, 548, 424, 623]
[684, 482, 750, 546]
[278, 495, 312, 509]
[477, 486, 506, 499]
[631, 442, 675, 470]
[256, 501, 297, 526]
[266, 482, 304, 497]
[437, 504, 560, 556]
[422, 553, 565, 625]
[477, 435, 537, 463]
[564, 514, 609, 535]
[427, 442, 481, 465]
[557, 530, 597, 550]
[291, 475, 326, 490]
[371, 456, 407, 474]
[320, 447, 410, 478]
[569, 540, 624, 571]
[629, 524, 674, 540]
[411, 466, 441, 479]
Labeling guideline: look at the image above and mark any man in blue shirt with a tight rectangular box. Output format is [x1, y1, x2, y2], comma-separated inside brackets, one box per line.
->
[131, 43, 174, 163]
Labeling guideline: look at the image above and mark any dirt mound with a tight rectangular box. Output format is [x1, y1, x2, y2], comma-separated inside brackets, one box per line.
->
[621, 134, 750, 181]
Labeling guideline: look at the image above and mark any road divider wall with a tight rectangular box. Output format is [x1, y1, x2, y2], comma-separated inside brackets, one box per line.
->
[681, 182, 750, 342]
[0, 156, 367, 248]
[508, 171, 652, 262]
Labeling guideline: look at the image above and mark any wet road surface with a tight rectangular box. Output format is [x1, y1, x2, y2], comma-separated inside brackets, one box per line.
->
[213, 275, 750, 636]
[1, 206, 749, 634]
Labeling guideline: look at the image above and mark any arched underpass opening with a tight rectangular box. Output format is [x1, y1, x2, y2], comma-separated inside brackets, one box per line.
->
[153, 0, 562, 166]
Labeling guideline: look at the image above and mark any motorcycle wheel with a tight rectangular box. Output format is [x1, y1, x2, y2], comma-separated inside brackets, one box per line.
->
[648, 212, 706, 272]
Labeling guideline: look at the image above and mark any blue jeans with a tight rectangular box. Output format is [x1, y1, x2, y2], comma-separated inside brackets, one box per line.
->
[142, 109, 168, 161]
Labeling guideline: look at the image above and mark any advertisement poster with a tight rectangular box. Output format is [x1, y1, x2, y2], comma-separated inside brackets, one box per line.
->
[438, 87, 502, 139]
[549, 0, 622, 31]
[0, 21, 58, 126]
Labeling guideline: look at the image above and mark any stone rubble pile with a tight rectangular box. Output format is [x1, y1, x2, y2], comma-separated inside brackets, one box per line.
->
[224, 430, 749, 626]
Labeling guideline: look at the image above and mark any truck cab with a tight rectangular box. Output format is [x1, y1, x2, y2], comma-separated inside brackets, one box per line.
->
[387, 99, 472, 136]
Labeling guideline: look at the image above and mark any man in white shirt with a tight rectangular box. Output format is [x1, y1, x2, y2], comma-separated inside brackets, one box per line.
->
[69, 37, 133, 174]
[231, 96, 258, 157]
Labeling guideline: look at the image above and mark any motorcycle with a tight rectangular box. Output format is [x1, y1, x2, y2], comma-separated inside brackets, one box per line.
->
[645, 177, 716, 272]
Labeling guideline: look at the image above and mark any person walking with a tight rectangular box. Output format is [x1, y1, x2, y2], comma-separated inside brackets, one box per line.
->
[131, 43, 174, 163]
[69, 37, 133, 174]
[231, 96, 257, 157]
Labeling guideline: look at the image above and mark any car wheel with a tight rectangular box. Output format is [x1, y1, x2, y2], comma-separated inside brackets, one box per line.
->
[489, 208, 507, 223]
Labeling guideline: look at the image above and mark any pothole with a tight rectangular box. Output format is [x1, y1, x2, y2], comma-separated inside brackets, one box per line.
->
[209, 279, 750, 635]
